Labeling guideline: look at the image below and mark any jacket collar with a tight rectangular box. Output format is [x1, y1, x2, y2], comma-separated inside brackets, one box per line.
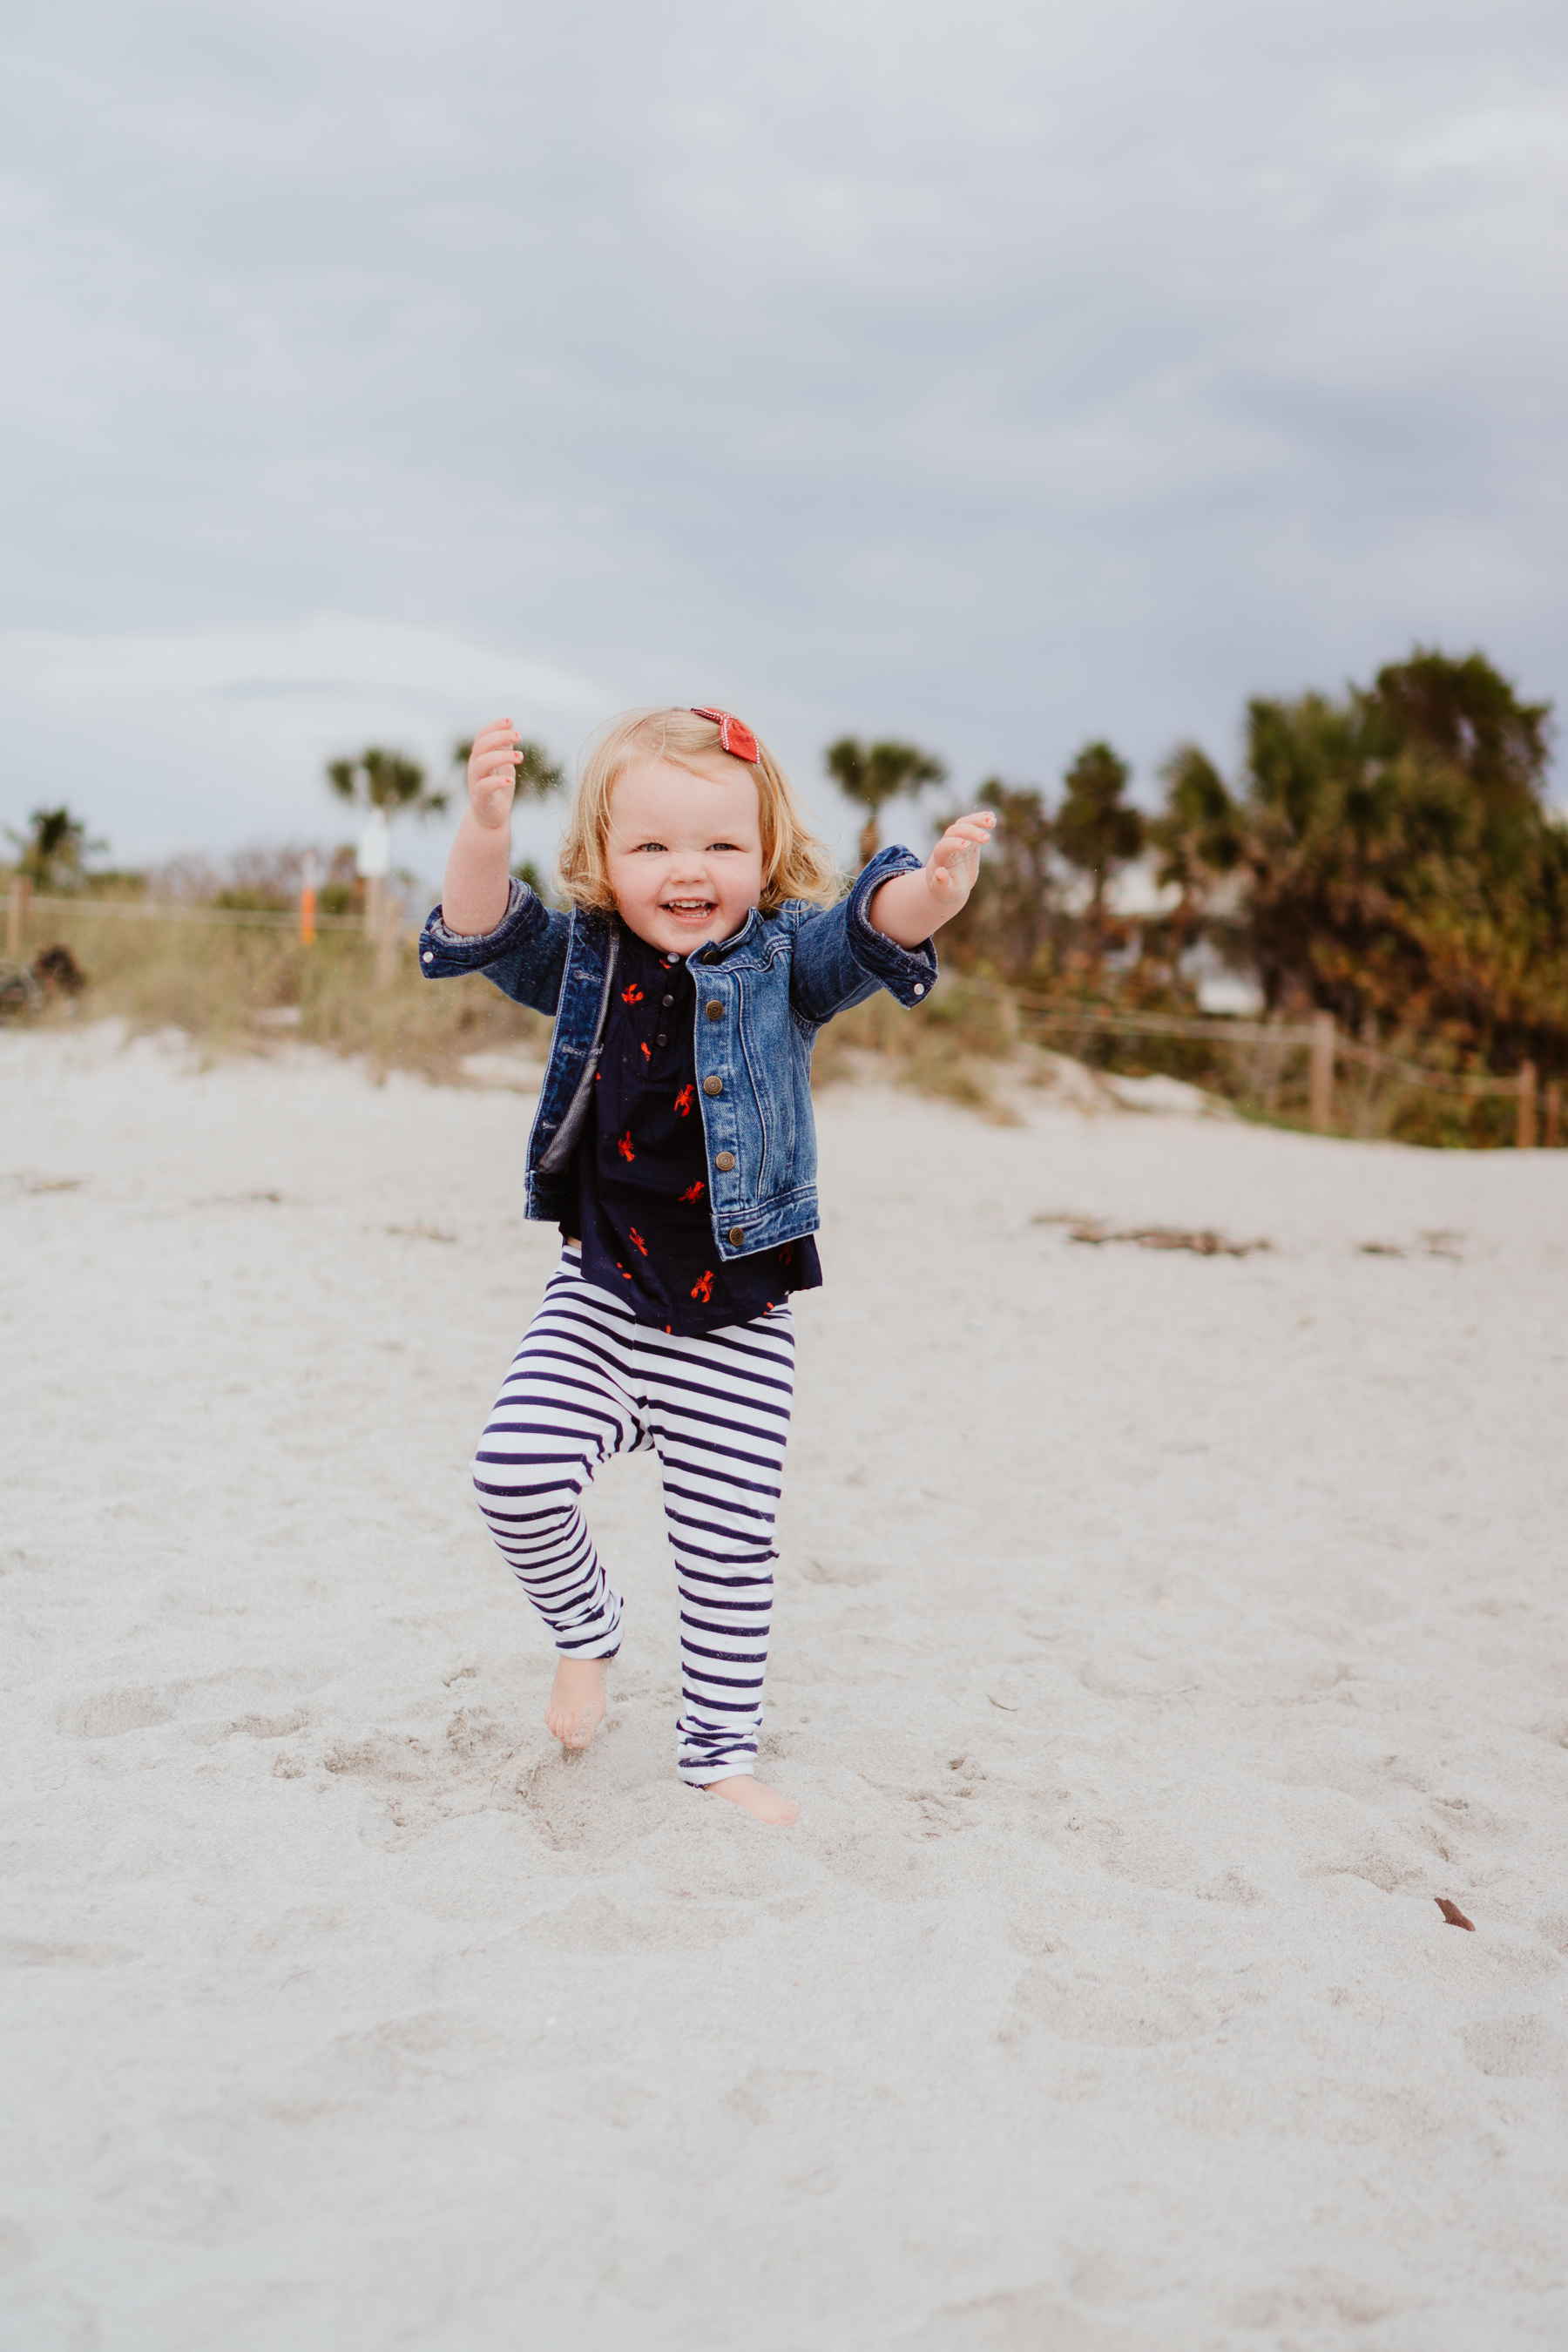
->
[685, 903, 764, 969]
[571, 900, 769, 968]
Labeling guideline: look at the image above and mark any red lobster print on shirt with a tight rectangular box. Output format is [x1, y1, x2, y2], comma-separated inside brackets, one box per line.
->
[628, 1226, 649, 1256]
[679, 1179, 705, 1203]
[616, 1131, 635, 1161]
[673, 1083, 694, 1118]
[690, 1269, 714, 1305]
[620, 983, 645, 1004]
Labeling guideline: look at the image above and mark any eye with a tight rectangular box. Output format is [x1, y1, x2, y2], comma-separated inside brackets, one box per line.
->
[706, 840, 743, 853]
[633, 839, 666, 854]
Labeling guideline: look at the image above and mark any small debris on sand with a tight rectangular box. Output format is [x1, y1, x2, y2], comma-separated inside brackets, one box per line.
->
[1033, 1213, 1270, 1258]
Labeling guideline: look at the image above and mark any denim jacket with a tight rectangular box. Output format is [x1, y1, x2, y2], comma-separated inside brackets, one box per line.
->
[418, 843, 937, 1258]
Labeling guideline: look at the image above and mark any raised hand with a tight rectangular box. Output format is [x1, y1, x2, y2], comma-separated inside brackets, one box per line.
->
[865, 807, 996, 947]
[441, 716, 524, 936]
[467, 718, 523, 831]
[925, 809, 997, 908]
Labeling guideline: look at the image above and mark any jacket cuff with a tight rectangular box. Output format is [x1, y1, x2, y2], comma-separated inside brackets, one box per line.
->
[417, 877, 546, 977]
[845, 845, 939, 1008]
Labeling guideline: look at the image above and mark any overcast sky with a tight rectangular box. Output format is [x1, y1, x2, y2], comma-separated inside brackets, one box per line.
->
[3, 0, 1566, 877]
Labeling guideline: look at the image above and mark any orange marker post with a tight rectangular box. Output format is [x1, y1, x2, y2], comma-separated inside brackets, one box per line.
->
[299, 849, 319, 946]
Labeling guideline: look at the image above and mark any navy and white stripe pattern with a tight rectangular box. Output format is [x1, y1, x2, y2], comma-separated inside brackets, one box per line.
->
[472, 1247, 794, 1785]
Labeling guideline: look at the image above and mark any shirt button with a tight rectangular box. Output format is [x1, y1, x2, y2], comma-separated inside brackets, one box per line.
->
[702, 1075, 723, 1096]
[656, 1032, 666, 1045]
[727, 1226, 746, 1247]
[713, 1150, 735, 1172]
[913, 982, 924, 996]
[705, 1000, 724, 1020]
[661, 992, 673, 1006]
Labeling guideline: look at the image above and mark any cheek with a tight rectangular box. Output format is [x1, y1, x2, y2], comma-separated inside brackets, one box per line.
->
[606, 855, 652, 900]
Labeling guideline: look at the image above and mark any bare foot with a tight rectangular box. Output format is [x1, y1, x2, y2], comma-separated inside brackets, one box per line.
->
[545, 1655, 606, 1751]
[706, 1775, 799, 1826]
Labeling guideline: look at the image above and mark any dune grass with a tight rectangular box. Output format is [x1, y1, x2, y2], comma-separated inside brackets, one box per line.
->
[10, 909, 553, 1078]
[12, 904, 1015, 1105]
[8, 902, 1544, 1146]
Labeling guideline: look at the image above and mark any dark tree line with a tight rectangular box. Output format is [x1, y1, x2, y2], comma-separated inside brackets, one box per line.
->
[828, 649, 1566, 1074]
[828, 733, 1151, 983]
[1147, 651, 1565, 1071]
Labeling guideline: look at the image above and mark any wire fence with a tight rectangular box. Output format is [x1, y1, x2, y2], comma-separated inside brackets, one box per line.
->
[940, 976, 1555, 1144]
[13, 889, 414, 936]
[5, 878, 1561, 1143]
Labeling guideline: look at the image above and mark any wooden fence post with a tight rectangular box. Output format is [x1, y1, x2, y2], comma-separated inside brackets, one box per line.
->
[1308, 1010, 1335, 1133]
[1546, 1082, 1562, 1150]
[1517, 1061, 1538, 1150]
[6, 876, 30, 962]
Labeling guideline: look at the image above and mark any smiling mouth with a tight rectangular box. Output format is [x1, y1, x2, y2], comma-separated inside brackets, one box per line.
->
[662, 897, 716, 922]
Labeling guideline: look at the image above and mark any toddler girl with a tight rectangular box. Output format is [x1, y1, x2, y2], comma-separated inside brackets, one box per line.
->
[420, 706, 992, 1825]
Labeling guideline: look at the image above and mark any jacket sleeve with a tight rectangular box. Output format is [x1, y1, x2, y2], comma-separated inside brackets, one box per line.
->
[787, 844, 939, 1027]
[416, 878, 571, 1017]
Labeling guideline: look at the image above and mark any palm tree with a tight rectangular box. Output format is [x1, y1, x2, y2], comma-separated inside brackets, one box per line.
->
[947, 781, 1056, 980]
[4, 805, 103, 891]
[825, 737, 948, 868]
[1150, 744, 1243, 956]
[325, 748, 449, 819]
[1054, 741, 1144, 943]
[450, 736, 564, 801]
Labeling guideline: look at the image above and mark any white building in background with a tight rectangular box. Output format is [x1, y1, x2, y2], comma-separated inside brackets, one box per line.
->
[1185, 951, 1265, 1017]
[1102, 860, 1180, 922]
[1063, 856, 1266, 1017]
[356, 809, 392, 880]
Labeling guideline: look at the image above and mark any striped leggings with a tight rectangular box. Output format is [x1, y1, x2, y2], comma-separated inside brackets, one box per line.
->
[471, 1247, 795, 1785]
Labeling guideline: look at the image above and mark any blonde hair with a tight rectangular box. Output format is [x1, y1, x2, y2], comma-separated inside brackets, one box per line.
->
[556, 706, 839, 916]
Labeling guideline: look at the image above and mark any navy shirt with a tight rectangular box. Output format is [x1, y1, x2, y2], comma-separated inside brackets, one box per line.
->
[564, 922, 823, 1334]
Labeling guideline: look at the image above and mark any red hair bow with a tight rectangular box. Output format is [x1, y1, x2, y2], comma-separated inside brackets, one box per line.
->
[691, 706, 759, 764]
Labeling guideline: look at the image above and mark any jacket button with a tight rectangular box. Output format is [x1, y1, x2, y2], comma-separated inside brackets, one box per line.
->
[705, 1000, 724, 1019]
[728, 1227, 746, 1247]
[702, 950, 720, 964]
[702, 1075, 723, 1096]
[713, 1150, 735, 1172]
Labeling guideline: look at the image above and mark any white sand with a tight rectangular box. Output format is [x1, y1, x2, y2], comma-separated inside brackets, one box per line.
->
[3, 1023, 1566, 2351]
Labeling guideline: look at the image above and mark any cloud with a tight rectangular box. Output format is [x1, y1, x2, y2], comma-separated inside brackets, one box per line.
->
[0, 615, 604, 862]
[2, 0, 1566, 862]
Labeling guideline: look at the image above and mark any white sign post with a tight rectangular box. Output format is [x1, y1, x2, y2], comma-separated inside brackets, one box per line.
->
[356, 809, 392, 942]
